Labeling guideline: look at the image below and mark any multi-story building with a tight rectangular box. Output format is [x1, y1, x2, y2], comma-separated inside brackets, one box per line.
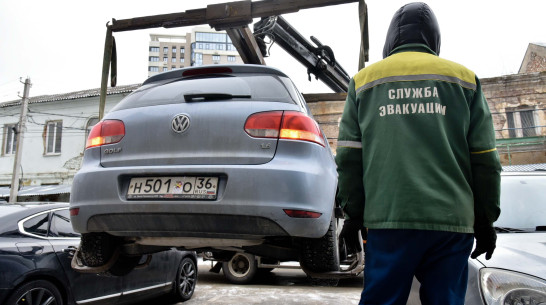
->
[148, 28, 243, 77]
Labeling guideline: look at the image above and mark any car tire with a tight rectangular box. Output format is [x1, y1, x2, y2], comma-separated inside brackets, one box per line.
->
[6, 280, 63, 305]
[222, 253, 258, 284]
[171, 257, 198, 302]
[299, 213, 340, 286]
[80, 232, 118, 267]
[80, 232, 140, 276]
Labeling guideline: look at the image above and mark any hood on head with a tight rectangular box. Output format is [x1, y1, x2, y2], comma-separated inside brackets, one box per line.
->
[382, 2, 441, 58]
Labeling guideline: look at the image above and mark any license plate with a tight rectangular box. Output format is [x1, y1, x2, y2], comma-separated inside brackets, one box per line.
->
[127, 176, 218, 200]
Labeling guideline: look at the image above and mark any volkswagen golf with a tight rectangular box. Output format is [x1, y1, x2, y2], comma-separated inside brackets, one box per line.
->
[70, 65, 339, 279]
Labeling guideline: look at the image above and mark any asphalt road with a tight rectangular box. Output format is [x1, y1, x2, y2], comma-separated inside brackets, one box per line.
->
[142, 260, 365, 305]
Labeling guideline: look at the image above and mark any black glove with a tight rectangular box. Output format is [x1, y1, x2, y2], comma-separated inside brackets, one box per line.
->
[471, 226, 497, 260]
[339, 219, 364, 254]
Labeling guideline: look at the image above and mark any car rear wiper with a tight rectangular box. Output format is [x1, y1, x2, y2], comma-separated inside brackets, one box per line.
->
[184, 93, 251, 102]
[494, 226, 527, 233]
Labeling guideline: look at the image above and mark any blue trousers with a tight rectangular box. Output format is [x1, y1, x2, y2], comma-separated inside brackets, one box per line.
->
[359, 229, 473, 305]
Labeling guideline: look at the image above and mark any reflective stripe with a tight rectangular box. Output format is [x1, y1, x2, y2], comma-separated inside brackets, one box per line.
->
[356, 74, 477, 94]
[471, 148, 497, 155]
[337, 140, 362, 149]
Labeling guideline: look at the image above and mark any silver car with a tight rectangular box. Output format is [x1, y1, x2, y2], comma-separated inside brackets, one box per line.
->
[70, 65, 339, 277]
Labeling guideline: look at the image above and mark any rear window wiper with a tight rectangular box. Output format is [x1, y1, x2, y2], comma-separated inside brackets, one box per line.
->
[184, 93, 251, 102]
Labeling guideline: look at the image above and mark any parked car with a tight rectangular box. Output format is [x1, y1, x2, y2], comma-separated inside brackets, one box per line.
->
[69, 64, 339, 279]
[0, 202, 197, 305]
[407, 172, 546, 304]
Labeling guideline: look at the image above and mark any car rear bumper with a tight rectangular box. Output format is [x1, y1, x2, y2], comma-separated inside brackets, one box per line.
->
[70, 141, 337, 240]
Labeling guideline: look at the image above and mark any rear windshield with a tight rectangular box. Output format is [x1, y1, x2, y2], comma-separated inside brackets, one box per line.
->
[111, 74, 300, 112]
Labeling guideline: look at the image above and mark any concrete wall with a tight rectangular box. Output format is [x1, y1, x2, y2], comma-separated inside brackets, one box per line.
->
[481, 71, 546, 139]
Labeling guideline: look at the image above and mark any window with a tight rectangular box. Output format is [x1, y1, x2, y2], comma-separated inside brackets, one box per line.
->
[149, 47, 159, 52]
[196, 32, 228, 43]
[172, 46, 177, 53]
[506, 108, 537, 138]
[163, 47, 168, 54]
[228, 55, 236, 62]
[171, 66, 176, 70]
[212, 55, 221, 62]
[227, 44, 236, 51]
[163, 67, 168, 72]
[181, 48, 185, 54]
[163, 57, 168, 62]
[49, 209, 80, 238]
[180, 58, 185, 63]
[3, 123, 17, 155]
[23, 212, 49, 237]
[520, 110, 536, 137]
[172, 57, 177, 63]
[45, 121, 62, 154]
[149, 66, 159, 72]
[149, 56, 159, 62]
[194, 53, 203, 66]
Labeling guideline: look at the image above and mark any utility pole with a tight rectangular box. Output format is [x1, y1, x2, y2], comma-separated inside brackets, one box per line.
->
[9, 77, 31, 203]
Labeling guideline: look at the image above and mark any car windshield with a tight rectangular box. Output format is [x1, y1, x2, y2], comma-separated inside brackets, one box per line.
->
[494, 174, 546, 232]
[111, 74, 300, 111]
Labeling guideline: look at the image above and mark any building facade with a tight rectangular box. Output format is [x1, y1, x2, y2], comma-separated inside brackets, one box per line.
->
[0, 85, 139, 196]
[148, 28, 243, 77]
[148, 33, 192, 75]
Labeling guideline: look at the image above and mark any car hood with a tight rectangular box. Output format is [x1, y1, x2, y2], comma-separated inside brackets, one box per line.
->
[478, 232, 546, 280]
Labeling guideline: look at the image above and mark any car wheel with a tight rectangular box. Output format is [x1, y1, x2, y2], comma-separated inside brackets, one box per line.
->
[299, 213, 340, 286]
[171, 257, 197, 302]
[6, 280, 63, 305]
[222, 253, 258, 284]
[80, 232, 118, 267]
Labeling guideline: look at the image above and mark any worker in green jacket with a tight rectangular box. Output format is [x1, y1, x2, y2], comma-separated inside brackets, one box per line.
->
[336, 2, 501, 305]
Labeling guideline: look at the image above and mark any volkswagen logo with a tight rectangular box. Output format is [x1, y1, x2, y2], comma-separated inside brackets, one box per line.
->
[171, 114, 191, 133]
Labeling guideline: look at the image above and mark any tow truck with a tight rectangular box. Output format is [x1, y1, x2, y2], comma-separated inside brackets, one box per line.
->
[73, 0, 369, 284]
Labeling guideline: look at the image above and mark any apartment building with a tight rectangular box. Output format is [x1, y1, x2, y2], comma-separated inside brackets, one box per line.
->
[148, 27, 243, 77]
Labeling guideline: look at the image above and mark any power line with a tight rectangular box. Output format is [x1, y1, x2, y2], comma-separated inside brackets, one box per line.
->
[27, 108, 93, 119]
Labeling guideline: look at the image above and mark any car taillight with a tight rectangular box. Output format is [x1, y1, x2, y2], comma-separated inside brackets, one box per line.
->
[244, 111, 283, 138]
[244, 111, 325, 146]
[70, 208, 79, 216]
[280, 111, 325, 146]
[86, 120, 125, 149]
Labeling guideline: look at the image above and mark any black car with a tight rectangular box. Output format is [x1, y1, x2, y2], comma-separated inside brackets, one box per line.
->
[0, 202, 197, 305]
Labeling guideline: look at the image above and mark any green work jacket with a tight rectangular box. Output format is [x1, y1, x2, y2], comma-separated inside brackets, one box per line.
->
[336, 44, 501, 233]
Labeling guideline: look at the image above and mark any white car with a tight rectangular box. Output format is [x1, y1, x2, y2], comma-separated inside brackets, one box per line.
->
[464, 171, 546, 305]
[409, 171, 546, 304]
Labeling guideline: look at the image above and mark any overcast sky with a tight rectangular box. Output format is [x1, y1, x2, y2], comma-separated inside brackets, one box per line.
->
[0, 0, 544, 103]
